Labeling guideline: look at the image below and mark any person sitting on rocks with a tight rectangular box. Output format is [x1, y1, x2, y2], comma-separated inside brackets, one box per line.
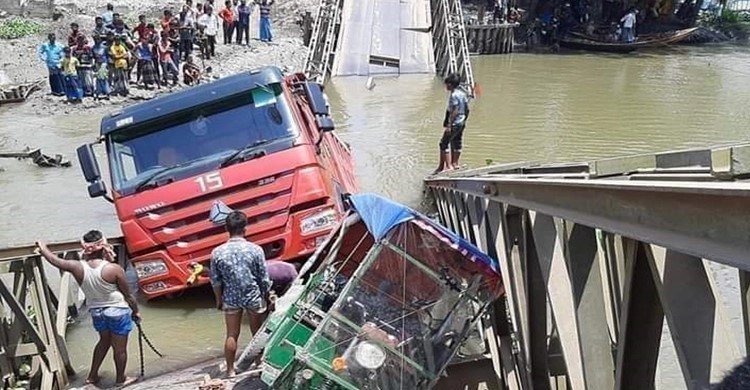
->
[182, 55, 202, 85]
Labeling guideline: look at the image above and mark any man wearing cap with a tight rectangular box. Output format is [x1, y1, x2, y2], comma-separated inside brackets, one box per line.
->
[210, 210, 270, 377]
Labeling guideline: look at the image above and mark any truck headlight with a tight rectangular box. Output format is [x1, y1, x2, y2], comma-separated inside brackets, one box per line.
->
[354, 341, 386, 370]
[134, 260, 168, 279]
[300, 208, 337, 235]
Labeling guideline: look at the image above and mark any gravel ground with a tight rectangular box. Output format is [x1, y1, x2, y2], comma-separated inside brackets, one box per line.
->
[0, 0, 318, 117]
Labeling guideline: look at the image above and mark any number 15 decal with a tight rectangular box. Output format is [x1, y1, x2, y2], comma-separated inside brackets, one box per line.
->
[195, 172, 223, 192]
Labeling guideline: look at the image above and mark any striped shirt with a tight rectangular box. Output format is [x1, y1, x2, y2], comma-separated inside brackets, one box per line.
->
[259, 4, 271, 17]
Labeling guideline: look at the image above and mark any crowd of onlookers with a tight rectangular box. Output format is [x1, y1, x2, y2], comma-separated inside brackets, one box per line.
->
[37, 0, 275, 103]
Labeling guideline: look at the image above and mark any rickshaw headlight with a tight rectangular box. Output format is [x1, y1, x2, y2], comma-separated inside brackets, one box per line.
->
[355, 341, 387, 370]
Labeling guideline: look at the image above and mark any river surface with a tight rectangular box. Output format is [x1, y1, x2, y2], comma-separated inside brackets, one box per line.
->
[1, 45, 749, 387]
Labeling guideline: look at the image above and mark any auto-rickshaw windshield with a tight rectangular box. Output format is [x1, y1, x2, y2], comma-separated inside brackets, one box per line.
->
[300, 220, 497, 388]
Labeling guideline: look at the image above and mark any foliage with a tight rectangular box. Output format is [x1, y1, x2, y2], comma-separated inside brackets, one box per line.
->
[0, 18, 43, 40]
[699, 9, 750, 38]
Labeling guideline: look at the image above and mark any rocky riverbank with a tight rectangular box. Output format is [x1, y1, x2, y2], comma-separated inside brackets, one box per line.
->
[0, 0, 317, 118]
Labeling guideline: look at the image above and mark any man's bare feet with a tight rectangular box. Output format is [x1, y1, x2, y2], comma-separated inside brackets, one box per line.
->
[226, 369, 237, 378]
[85, 375, 100, 385]
[114, 376, 138, 388]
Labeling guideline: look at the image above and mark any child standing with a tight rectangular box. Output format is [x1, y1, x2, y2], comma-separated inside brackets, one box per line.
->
[94, 61, 110, 100]
[61, 47, 83, 103]
[158, 33, 179, 86]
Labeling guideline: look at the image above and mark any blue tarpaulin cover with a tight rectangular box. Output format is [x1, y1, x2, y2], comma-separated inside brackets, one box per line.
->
[349, 193, 502, 276]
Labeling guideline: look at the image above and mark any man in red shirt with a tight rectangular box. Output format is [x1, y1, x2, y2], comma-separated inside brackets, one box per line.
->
[132, 15, 149, 41]
[161, 10, 175, 33]
[218, 0, 235, 45]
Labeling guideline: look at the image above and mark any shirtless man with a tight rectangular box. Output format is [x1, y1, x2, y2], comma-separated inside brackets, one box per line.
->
[37, 231, 140, 387]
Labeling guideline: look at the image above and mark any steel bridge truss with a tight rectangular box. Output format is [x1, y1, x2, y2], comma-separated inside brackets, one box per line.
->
[303, 0, 344, 84]
[304, 0, 475, 92]
[430, 0, 475, 93]
[425, 144, 750, 389]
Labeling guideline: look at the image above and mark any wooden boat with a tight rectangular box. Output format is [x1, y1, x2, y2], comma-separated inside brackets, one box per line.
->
[561, 27, 699, 53]
[0, 80, 43, 105]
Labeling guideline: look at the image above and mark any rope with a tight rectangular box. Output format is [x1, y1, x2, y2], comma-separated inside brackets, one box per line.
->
[136, 321, 165, 377]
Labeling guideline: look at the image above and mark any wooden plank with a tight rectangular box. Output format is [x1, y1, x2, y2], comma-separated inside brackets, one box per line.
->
[30, 259, 67, 385]
[0, 280, 46, 352]
[51, 271, 75, 376]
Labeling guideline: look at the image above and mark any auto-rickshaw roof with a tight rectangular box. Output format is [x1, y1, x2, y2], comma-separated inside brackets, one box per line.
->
[349, 193, 502, 278]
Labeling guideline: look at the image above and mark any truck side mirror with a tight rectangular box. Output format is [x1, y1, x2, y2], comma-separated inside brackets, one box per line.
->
[303, 82, 330, 117]
[88, 181, 108, 198]
[77, 144, 108, 199]
[316, 116, 335, 133]
[77, 144, 101, 182]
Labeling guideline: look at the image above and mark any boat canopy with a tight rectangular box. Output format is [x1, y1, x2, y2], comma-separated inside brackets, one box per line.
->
[349, 193, 502, 278]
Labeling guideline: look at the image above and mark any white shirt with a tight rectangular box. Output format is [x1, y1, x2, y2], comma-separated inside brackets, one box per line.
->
[199, 13, 220, 36]
[621, 12, 636, 28]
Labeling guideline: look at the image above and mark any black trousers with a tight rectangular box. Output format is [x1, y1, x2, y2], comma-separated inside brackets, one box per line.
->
[439, 124, 465, 152]
[206, 35, 216, 58]
[223, 21, 235, 44]
[236, 24, 250, 44]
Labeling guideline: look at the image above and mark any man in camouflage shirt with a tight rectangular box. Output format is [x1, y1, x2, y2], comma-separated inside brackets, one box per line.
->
[211, 211, 271, 377]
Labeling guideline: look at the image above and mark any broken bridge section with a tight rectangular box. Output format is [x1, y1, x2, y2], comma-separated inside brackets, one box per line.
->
[304, 0, 475, 92]
[425, 144, 750, 389]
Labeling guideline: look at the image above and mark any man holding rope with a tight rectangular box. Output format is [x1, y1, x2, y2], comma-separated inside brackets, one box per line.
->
[37, 230, 140, 387]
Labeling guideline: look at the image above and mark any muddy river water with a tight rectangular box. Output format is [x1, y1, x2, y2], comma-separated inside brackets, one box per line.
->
[1, 45, 749, 387]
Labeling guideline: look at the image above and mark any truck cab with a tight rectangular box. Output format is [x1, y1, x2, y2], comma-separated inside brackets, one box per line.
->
[77, 66, 358, 299]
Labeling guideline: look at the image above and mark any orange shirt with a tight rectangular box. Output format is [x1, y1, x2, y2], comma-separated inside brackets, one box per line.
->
[219, 8, 234, 24]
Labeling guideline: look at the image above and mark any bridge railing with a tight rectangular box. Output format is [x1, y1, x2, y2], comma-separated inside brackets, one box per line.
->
[425, 144, 750, 389]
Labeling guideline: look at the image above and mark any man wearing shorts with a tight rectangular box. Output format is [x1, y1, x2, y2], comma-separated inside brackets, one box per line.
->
[210, 211, 271, 377]
[434, 73, 470, 174]
[37, 230, 140, 387]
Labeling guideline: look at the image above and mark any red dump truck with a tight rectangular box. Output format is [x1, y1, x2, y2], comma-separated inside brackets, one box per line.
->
[76, 66, 358, 299]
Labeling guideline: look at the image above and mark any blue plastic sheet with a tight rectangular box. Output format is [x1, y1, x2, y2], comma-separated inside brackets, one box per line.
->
[349, 193, 501, 276]
[350, 193, 414, 241]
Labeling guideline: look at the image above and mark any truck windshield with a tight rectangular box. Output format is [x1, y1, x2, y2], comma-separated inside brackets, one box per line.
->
[107, 83, 297, 195]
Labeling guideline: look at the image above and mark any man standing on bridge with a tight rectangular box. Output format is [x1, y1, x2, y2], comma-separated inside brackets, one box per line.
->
[210, 211, 271, 377]
[36, 231, 140, 387]
[434, 73, 470, 174]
